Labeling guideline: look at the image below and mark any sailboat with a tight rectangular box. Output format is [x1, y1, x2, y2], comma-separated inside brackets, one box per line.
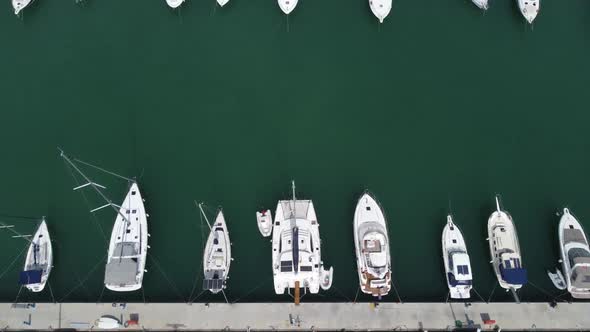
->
[217, 0, 229, 7]
[368, 0, 392, 23]
[272, 181, 333, 303]
[471, 0, 489, 10]
[517, 0, 539, 24]
[278, 0, 298, 15]
[353, 191, 391, 298]
[166, 0, 184, 9]
[442, 215, 472, 299]
[21, 218, 53, 292]
[12, 0, 32, 15]
[256, 209, 273, 237]
[60, 150, 148, 292]
[558, 208, 590, 299]
[199, 204, 232, 294]
[487, 196, 527, 296]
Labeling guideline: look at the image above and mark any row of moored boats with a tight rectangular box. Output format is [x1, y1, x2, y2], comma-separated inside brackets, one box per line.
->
[5, 152, 587, 302]
[11, 0, 541, 24]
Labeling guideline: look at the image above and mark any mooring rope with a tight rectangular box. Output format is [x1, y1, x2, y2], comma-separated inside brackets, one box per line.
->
[97, 285, 106, 303]
[147, 252, 185, 302]
[487, 282, 498, 303]
[48, 281, 56, 303]
[0, 244, 28, 281]
[231, 277, 273, 304]
[59, 253, 107, 302]
[471, 287, 487, 303]
[13, 286, 23, 304]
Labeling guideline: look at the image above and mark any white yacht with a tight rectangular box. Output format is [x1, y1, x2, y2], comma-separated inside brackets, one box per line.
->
[256, 209, 273, 237]
[20, 218, 53, 292]
[200, 205, 232, 294]
[442, 215, 473, 299]
[12, 0, 32, 15]
[272, 181, 333, 303]
[517, 0, 539, 24]
[487, 196, 527, 291]
[558, 208, 590, 299]
[472, 0, 489, 10]
[60, 150, 149, 293]
[166, 0, 184, 9]
[369, 0, 392, 23]
[278, 0, 298, 15]
[104, 182, 148, 292]
[353, 192, 391, 298]
[217, 0, 229, 7]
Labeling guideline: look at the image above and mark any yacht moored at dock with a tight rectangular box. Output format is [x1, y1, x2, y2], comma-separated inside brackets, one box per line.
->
[442, 215, 473, 299]
[517, 0, 539, 24]
[369, 0, 392, 23]
[20, 218, 53, 293]
[199, 204, 232, 294]
[558, 208, 590, 299]
[271, 181, 333, 303]
[166, 0, 185, 8]
[353, 192, 391, 298]
[278, 0, 298, 15]
[487, 196, 527, 297]
[12, 0, 32, 15]
[472, 0, 489, 10]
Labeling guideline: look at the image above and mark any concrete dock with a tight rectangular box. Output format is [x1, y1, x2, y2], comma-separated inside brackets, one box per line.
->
[1, 302, 589, 331]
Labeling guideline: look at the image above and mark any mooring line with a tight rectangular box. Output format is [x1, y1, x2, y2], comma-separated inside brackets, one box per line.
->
[59, 253, 107, 302]
[147, 252, 185, 302]
[0, 244, 28, 281]
[231, 277, 272, 304]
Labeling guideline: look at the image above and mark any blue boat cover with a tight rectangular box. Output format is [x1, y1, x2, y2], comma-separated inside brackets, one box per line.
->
[19, 270, 42, 285]
[500, 266, 527, 285]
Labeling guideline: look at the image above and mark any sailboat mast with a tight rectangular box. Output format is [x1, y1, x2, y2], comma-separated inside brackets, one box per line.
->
[198, 203, 213, 230]
[59, 149, 130, 224]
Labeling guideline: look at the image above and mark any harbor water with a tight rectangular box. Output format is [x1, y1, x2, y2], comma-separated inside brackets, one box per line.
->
[0, 0, 589, 304]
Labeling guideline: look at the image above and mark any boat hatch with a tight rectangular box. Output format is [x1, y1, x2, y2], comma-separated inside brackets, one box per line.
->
[202, 278, 224, 291]
[281, 260, 293, 272]
[300, 266, 312, 272]
[19, 270, 42, 285]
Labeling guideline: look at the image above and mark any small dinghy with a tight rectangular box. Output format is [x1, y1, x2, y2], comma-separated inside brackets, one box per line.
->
[278, 0, 298, 15]
[256, 209, 273, 237]
[547, 268, 566, 290]
[517, 0, 539, 24]
[20, 218, 53, 292]
[96, 316, 121, 329]
[320, 266, 333, 290]
[166, 0, 185, 9]
[369, 0, 392, 23]
[472, 0, 489, 10]
[200, 205, 232, 294]
[442, 215, 473, 299]
[12, 0, 32, 15]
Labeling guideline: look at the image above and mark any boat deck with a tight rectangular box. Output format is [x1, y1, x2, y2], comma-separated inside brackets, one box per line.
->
[1, 301, 589, 331]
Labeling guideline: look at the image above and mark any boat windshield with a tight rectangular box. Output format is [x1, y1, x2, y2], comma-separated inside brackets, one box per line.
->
[568, 248, 590, 268]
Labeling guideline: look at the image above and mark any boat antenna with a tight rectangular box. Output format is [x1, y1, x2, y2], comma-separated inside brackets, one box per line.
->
[197, 202, 213, 230]
[495, 195, 501, 213]
[59, 148, 130, 224]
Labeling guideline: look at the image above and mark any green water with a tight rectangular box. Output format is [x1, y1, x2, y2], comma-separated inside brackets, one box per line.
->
[0, 0, 589, 304]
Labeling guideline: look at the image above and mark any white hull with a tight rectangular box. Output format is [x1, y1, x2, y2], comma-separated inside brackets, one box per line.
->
[256, 210, 273, 237]
[13, 0, 32, 15]
[559, 208, 590, 299]
[487, 198, 526, 290]
[353, 192, 391, 297]
[472, 0, 489, 10]
[272, 183, 332, 296]
[547, 268, 566, 291]
[442, 215, 472, 299]
[203, 210, 232, 294]
[517, 0, 539, 24]
[104, 183, 148, 292]
[278, 0, 298, 15]
[166, 0, 185, 9]
[23, 219, 52, 292]
[217, 0, 229, 6]
[369, 0, 392, 23]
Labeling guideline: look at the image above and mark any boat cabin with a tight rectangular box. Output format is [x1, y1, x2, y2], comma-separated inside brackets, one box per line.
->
[447, 251, 472, 286]
[499, 252, 527, 286]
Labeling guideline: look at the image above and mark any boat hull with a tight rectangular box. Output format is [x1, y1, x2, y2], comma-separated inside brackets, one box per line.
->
[487, 209, 525, 290]
[559, 208, 590, 299]
[353, 192, 391, 297]
[166, 0, 185, 9]
[23, 220, 52, 292]
[278, 0, 298, 15]
[203, 210, 232, 294]
[369, 0, 392, 23]
[12, 0, 32, 15]
[256, 210, 273, 237]
[104, 183, 148, 292]
[517, 0, 539, 24]
[442, 216, 472, 299]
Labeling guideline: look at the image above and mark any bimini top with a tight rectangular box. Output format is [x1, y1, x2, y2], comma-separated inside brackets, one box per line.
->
[19, 270, 42, 285]
[499, 254, 527, 286]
